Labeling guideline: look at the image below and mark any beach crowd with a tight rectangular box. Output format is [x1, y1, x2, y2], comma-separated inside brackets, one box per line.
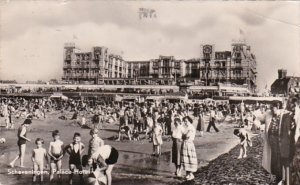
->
[0, 94, 300, 185]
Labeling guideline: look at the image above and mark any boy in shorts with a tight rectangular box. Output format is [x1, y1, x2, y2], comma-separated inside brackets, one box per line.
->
[48, 130, 64, 182]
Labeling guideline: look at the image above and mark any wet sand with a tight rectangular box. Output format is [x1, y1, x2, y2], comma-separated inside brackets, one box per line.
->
[0, 112, 239, 185]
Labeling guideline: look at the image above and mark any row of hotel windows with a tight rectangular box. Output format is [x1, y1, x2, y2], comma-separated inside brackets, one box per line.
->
[64, 69, 99, 74]
[152, 61, 181, 67]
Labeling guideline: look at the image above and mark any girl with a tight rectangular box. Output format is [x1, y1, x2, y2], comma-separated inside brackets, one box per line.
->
[152, 122, 163, 156]
[88, 145, 119, 185]
[88, 129, 104, 157]
[145, 114, 154, 140]
[9, 118, 32, 168]
[196, 106, 205, 137]
[32, 138, 48, 182]
[234, 128, 251, 159]
[181, 116, 198, 181]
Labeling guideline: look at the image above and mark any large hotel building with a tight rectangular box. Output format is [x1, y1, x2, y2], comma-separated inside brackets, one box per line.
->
[62, 41, 257, 92]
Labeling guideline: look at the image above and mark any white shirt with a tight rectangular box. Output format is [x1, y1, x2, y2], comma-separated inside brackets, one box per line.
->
[91, 145, 112, 161]
[82, 117, 86, 125]
[210, 110, 216, 119]
[153, 125, 162, 136]
[172, 124, 184, 139]
[184, 124, 196, 142]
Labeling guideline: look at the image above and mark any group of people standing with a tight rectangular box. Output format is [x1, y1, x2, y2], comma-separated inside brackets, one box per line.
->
[172, 116, 198, 180]
[8, 117, 118, 185]
[262, 95, 300, 185]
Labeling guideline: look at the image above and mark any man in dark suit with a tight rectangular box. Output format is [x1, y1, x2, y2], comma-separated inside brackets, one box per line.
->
[279, 96, 298, 185]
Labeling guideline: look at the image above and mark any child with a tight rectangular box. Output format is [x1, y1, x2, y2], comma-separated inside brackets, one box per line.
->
[65, 133, 85, 185]
[132, 128, 140, 141]
[88, 129, 104, 157]
[81, 115, 86, 127]
[234, 128, 251, 159]
[116, 116, 132, 141]
[32, 138, 48, 183]
[48, 130, 64, 182]
[88, 145, 119, 185]
[152, 122, 163, 156]
[158, 113, 167, 136]
[145, 114, 154, 140]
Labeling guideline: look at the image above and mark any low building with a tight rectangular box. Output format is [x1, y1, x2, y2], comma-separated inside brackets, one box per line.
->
[271, 69, 300, 95]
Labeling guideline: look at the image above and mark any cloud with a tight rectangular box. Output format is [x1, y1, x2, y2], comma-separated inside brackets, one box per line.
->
[0, 1, 299, 91]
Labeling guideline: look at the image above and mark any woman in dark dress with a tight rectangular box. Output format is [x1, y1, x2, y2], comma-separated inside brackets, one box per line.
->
[196, 106, 205, 137]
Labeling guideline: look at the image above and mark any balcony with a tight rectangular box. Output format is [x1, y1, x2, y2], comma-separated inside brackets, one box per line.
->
[63, 73, 99, 78]
[152, 66, 159, 69]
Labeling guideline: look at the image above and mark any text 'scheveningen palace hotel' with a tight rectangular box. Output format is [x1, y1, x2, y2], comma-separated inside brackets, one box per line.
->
[62, 41, 257, 96]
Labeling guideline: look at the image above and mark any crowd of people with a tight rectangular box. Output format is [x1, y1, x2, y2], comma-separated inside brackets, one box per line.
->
[0, 94, 299, 185]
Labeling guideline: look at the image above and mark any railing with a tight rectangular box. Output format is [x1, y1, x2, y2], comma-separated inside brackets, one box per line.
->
[63, 64, 100, 68]
[63, 74, 98, 78]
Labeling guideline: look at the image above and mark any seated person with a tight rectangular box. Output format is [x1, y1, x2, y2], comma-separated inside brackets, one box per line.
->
[116, 116, 132, 141]
[132, 129, 140, 141]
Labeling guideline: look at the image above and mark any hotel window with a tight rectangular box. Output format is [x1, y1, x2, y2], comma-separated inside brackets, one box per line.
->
[163, 60, 170, 67]
[235, 53, 241, 59]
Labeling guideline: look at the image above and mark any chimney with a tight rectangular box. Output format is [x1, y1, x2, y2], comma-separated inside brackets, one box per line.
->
[278, 69, 287, 79]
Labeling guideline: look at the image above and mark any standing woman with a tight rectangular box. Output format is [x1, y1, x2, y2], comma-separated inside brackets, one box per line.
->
[172, 118, 184, 176]
[181, 116, 198, 181]
[261, 104, 276, 176]
[9, 118, 32, 167]
[196, 106, 205, 137]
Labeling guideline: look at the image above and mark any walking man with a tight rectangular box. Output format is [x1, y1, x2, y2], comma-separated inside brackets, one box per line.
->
[207, 106, 219, 133]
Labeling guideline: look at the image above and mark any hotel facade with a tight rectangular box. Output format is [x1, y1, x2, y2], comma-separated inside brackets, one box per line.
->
[62, 41, 257, 92]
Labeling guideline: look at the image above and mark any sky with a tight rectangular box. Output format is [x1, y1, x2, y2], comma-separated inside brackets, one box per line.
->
[0, 1, 299, 91]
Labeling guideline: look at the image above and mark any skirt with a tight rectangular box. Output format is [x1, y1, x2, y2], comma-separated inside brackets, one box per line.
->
[153, 135, 163, 146]
[196, 118, 205, 132]
[172, 138, 181, 165]
[181, 141, 198, 172]
[269, 135, 282, 179]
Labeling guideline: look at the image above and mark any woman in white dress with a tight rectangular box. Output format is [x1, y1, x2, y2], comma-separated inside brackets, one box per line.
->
[261, 107, 273, 174]
[181, 116, 198, 181]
